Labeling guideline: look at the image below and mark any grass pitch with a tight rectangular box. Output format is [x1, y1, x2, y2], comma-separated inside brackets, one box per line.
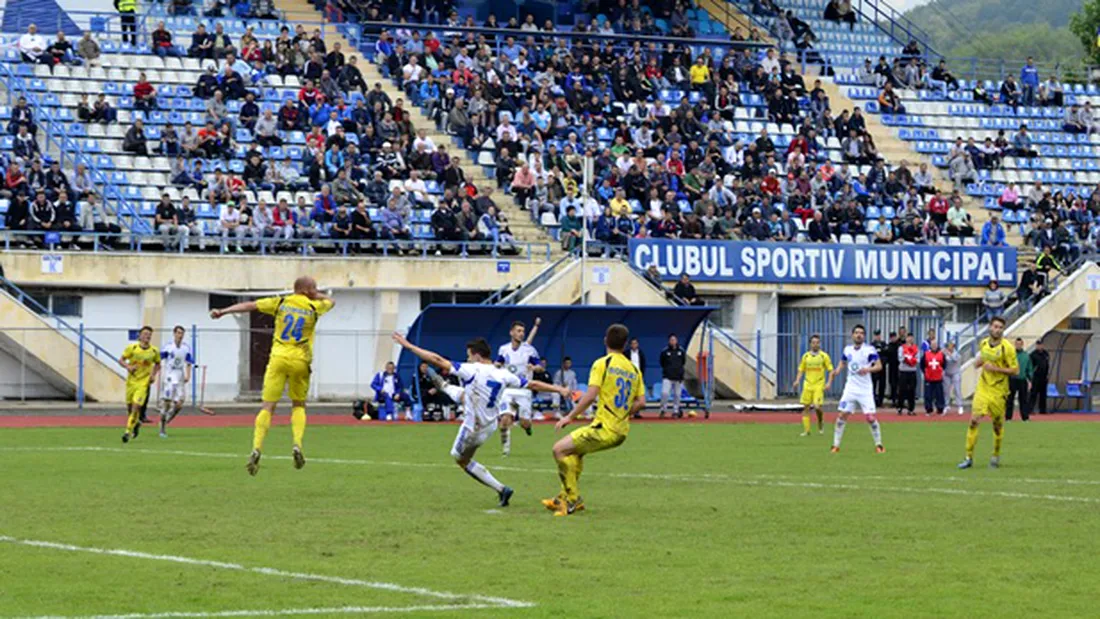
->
[2, 419, 1100, 618]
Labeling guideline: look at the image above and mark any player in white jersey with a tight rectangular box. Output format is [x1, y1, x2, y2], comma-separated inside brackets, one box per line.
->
[826, 324, 885, 454]
[495, 317, 542, 456]
[158, 325, 194, 438]
[392, 331, 568, 506]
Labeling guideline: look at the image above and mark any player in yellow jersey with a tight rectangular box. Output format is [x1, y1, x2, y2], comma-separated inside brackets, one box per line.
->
[793, 334, 833, 436]
[210, 276, 334, 476]
[543, 323, 646, 516]
[119, 326, 161, 443]
[958, 316, 1018, 469]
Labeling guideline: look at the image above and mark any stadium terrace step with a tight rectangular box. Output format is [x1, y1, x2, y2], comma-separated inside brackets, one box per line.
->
[698, 0, 774, 43]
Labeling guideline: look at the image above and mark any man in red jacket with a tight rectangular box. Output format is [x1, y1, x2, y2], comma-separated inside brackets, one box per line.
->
[920, 336, 946, 416]
[897, 334, 919, 415]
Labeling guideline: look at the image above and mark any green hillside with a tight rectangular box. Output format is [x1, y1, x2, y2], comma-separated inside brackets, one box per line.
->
[904, 0, 1084, 65]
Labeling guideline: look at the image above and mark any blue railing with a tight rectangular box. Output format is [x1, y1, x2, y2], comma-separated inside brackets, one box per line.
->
[851, 0, 938, 58]
[1, 230, 555, 260]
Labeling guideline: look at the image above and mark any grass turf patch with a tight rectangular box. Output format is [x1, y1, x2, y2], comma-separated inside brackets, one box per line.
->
[1, 420, 1099, 618]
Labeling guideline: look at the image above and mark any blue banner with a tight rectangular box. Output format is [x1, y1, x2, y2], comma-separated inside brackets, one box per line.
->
[629, 239, 1016, 287]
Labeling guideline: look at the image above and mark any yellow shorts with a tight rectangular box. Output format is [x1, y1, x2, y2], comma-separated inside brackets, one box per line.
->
[569, 423, 627, 457]
[800, 385, 825, 407]
[261, 357, 311, 402]
[972, 390, 1007, 421]
[125, 380, 150, 407]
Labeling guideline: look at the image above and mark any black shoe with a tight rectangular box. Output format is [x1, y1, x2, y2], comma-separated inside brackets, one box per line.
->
[133, 423, 141, 438]
[121, 432, 130, 443]
[524, 425, 532, 436]
[498, 486, 514, 507]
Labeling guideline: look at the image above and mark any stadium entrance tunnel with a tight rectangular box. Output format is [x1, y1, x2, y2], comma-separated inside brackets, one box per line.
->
[396, 305, 715, 405]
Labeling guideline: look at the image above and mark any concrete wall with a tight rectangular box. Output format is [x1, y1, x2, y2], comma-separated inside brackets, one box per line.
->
[0, 347, 65, 399]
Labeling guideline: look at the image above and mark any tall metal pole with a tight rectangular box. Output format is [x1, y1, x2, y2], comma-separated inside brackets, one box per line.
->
[580, 155, 592, 305]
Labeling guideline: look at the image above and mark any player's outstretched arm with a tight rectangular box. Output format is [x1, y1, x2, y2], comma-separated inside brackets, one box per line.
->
[527, 378, 571, 399]
[391, 332, 451, 372]
[525, 316, 541, 345]
[210, 301, 259, 319]
[556, 384, 600, 430]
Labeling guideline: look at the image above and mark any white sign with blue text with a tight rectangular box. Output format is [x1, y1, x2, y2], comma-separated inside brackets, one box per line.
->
[630, 240, 1016, 287]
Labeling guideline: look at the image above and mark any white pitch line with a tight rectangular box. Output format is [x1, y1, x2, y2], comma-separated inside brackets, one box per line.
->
[3, 446, 1100, 505]
[0, 536, 534, 611]
[16, 603, 509, 619]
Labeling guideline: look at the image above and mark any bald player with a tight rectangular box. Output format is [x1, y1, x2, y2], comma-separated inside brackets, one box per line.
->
[211, 276, 335, 476]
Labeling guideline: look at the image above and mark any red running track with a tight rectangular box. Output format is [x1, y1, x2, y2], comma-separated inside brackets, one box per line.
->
[0, 412, 1094, 428]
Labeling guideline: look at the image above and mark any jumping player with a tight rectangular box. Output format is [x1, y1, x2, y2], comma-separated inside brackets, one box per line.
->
[495, 317, 541, 456]
[544, 323, 645, 517]
[793, 334, 833, 436]
[119, 326, 161, 443]
[958, 316, 1017, 469]
[158, 325, 194, 438]
[392, 331, 569, 506]
[210, 276, 334, 476]
[826, 324, 885, 453]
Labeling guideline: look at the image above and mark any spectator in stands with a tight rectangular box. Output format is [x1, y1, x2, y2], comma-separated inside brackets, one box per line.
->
[218, 201, 246, 252]
[928, 60, 958, 95]
[46, 32, 75, 66]
[133, 73, 157, 111]
[1020, 57, 1040, 107]
[983, 280, 1007, 319]
[430, 200, 460, 247]
[154, 193, 179, 246]
[560, 204, 583, 251]
[28, 190, 56, 247]
[51, 189, 80, 249]
[1081, 102, 1098, 135]
[824, 0, 857, 29]
[206, 90, 231, 132]
[1000, 74, 1021, 108]
[18, 24, 48, 64]
[379, 197, 411, 245]
[980, 214, 1006, 246]
[808, 209, 832, 242]
[10, 96, 36, 137]
[946, 200, 973, 237]
[210, 23, 235, 59]
[177, 196, 204, 251]
[926, 190, 949, 227]
[78, 194, 119, 249]
[371, 362, 411, 421]
[151, 21, 180, 57]
[349, 200, 375, 247]
[122, 119, 148, 156]
[77, 31, 100, 66]
[194, 65, 219, 99]
[673, 273, 705, 306]
[1064, 104, 1086, 134]
[1039, 76, 1064, 107]
[948, 152, 976, 189]
[1035, 245, 1064, 277]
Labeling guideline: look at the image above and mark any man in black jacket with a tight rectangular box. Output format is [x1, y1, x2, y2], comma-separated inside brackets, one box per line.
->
[871, 329, 888, 406]
[628, 338, 647, 418]
[1029, 339, 1051, 415]
[659, 334, 689, 419]
[887, 327, 906, 408]
[673, 274, 705, 306]
[430, 202, 461, 247]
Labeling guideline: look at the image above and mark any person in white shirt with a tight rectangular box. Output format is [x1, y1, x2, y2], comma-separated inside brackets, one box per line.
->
[218, 202, 246, 253]
[158, 325, 194, 438]
[412, 128, 436, 153]
[496, 118, 518, 142]
[760, 48, 781, 75]
[392, 332, 567, 507]
[826, 324, 885, 453]
[18, 24, 48, 64]
[495, 317, 542, 456]
[403, 169, 429, 206]
[401, 55, 423, 86]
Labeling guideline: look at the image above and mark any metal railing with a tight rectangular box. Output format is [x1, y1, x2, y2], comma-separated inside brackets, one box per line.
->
[851, 0, 938, 58]
[486, 252, 573, 305]
[1, 230, 555, 260]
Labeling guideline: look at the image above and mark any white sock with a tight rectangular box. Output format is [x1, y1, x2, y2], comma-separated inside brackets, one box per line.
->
[869, 420, 882, 446]
[442, 384, 464, 403]
[464, 460, 504, 493]
[501, 426, 511, 455]
[833, 418, 847, 448]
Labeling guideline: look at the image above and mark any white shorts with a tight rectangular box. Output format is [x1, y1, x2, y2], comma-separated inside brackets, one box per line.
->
[500, 388, 532, 420]
[161, 376, 186, 403]
[838, 390, 876, 415]
[450, 421, 498, 459]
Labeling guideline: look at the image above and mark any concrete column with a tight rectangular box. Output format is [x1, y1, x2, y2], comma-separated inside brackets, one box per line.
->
[375, 290, 401, 371]
[140, 288, 165, 332]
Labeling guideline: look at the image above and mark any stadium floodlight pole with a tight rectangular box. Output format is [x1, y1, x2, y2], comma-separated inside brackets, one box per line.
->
[580, 155, 593, 305]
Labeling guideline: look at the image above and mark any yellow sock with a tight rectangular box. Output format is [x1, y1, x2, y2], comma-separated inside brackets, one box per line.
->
[801, 414, 811, 434]
[992, 422, 1004, 457]
[291, 406, 306, 450]
[965, 422, 979, 458]
[126, 407, 140, 433]
[557, 454, 581, 503]
[253, 409, 272, 452]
